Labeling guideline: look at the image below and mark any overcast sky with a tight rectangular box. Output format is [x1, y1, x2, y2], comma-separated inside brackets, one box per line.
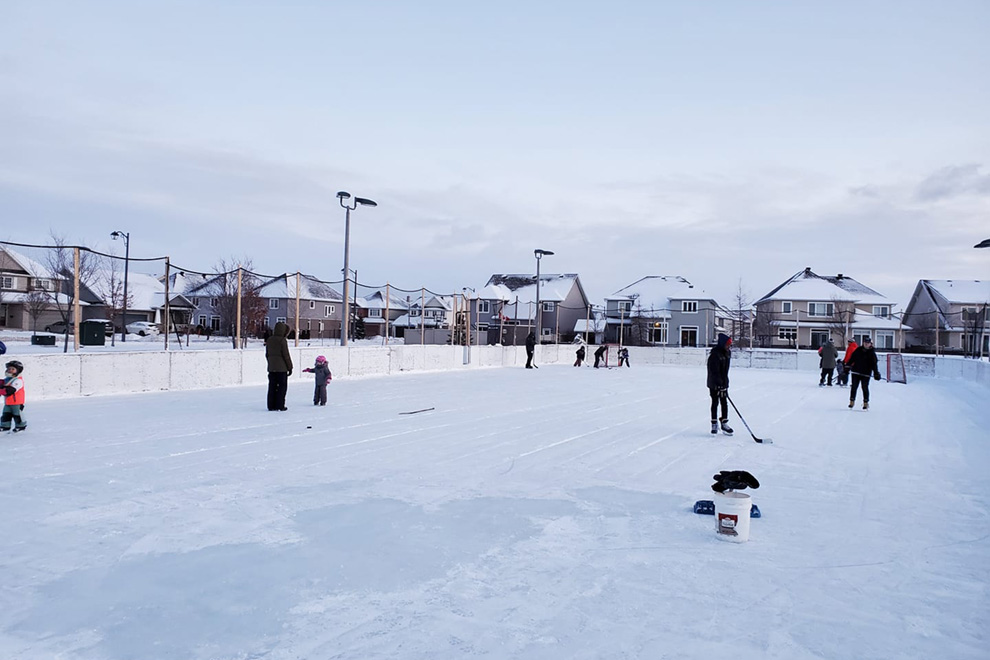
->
[2, 0, 988, 307]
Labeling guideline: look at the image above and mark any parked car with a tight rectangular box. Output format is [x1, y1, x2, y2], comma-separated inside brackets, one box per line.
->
[126, 321, 161, 337]
[44, 319, 114, 336]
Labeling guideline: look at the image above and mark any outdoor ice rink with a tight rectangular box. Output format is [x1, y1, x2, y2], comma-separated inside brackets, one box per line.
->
[2, 363, 988, 660]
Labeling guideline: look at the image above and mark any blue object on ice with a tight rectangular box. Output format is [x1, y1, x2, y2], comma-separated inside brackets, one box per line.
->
[0, 340, 6, 355]
[693, 500, 761, 518]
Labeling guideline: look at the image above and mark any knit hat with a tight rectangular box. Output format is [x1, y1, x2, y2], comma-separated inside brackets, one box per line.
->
[717, 333, 732, 349]
[315, 355, 327, 364]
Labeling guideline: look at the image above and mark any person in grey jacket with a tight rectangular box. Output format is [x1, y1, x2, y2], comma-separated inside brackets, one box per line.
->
[818, 338, 838, 386]
[302, 355, 332, 406]
[265, 321, 293, 411]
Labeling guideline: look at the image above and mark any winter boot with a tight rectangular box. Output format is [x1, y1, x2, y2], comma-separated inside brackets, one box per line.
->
[720, 420, 734, 436]
[863, 401, 869, 410]
[711, 420, 718, 435]
[12, 426, 26, 433]
[848, 399, 855, 409]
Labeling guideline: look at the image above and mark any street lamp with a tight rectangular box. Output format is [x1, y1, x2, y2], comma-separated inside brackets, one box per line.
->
[975, 239, 990, 248]
[337, 191, 376, 347]
[341, 267, 357, 341]
[534, 249, 554, 339]
[110, 230, 130, 343]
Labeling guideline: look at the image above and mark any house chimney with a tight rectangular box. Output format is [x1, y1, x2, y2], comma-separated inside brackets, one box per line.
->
[804, 267, 811, 274]
[837, 274, 843, 279]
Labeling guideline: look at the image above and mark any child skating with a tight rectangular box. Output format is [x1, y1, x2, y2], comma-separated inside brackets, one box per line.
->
[2, 360, 27, 432]
[302, 355, 332, 406]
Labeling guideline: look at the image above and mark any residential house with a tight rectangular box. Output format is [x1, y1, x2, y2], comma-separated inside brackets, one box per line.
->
[471, 273, 591, 345]
[0, 246, 98, 331]
[394, 293, 453, 343]
[357, 289, 409, 339]
[754, 268, 904, 350]
[604, 276, 721, 347]
[86, 269, 196, 332]
[902, 280, 990, 355]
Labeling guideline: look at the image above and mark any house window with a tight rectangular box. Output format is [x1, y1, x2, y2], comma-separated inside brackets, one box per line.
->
[478, 300, 491, 314]
[192, 297, 199, 306]
[210, 316, 221, 332]
[276, 317, 286, 324]
[542, 301, 554, 312]
[778, 327, 797, 341]
[309, 300, 316, 310]
[853, 332, 871, 345]
[810, 330, 830, 349]
[808, 302, 834, 317]
[318, 321, 324, 333]
[682, 301, 699, 313]
[198, 315, 207, 327]
[369, 308, 382, 318]
[31, 278, 53, 291]
[324, 305, 334, 317]
[680, 326, 699, 347]
[210, 298, 219, 308]
[875, 331, 895, 349]
[618, 301, 632, 313]
[269, 299, 279, 309]
[651, 321, 668, 344]
[477, 323, 489, 331]
[781, 301, 793, 314]
[410, 308, 421, 317]
[0, 276, 13, 289]
[541, 327, 553, 337]
[873, 305, 890, 318]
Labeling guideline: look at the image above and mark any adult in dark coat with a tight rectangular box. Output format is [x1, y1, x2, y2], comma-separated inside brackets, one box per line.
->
[846, 336, 881, 409]
[525, 331, 536, 368]
[818, 339, 838, 386]
[593, 344, 607, 368]
[706, 333, 733, 435]
[265, 321, 293, 411]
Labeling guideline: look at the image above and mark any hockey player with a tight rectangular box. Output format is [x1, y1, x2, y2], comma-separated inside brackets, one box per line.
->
[706, 333, 733, 435]
[593, 344, 607, 368]
[2, 360, 26, 432]
[846, 337, 881, 410]
[818, 338, 838, 386]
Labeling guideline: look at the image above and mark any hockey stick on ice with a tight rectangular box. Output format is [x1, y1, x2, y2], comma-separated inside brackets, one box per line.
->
[725, 394, 772, 444]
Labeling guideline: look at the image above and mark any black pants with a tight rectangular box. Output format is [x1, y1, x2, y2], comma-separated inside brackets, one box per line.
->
[820, 367, 834, 385]
[313, 383, 327, 406]
[850, 374, 871, 403]
[525, 348, 534, 368]
[267, 372, 288, 410]
[709, 388, 728, 422]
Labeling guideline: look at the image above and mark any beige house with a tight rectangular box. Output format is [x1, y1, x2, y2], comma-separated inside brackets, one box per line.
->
[754, 268, 906, 350]
[0, 247, 79, 331]
[902, 279, 989, 355]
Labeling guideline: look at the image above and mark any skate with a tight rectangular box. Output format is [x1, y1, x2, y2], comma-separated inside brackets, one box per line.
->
[863, 401, 869, 410]
[710, 421, 718, 435]
[720, 420, 734, 436]
[12, 426, 26, 433]
[848, 400, 854, 409]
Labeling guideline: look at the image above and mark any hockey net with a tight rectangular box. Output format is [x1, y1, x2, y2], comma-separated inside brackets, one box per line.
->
[886, 353, 907, 384]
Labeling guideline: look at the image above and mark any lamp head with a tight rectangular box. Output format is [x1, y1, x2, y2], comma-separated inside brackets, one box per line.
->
[336, 191, 352, 200]
[534, 249, 554, 258]
[354, 197, 377, 207]
[975, 238, 990, 248]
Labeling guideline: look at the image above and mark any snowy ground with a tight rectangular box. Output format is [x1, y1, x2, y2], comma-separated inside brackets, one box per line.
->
[1, 364, 987, 659]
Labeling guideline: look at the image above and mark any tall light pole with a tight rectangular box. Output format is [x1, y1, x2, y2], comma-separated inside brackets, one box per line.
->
[337, 192, 376, 346]
[341, 267, 357, 341]
[534, 249, 554, 339]
[111, 230, 130, 343]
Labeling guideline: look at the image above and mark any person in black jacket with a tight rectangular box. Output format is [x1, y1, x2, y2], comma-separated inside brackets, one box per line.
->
[846, 336, 881, 410]
[707, 333, 733, 435]
[593, 344, 607, 368]
[574, 344, 586, 367]
[265, 321, 293, 411]
[525, 331, 536, 368]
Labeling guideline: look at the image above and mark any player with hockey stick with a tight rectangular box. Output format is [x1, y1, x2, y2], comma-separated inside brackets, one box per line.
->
[846, 336, 881, 410]
[706, 333, 734, 435]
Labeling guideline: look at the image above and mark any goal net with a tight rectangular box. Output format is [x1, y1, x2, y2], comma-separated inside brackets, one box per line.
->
[886, 353, 907, 384]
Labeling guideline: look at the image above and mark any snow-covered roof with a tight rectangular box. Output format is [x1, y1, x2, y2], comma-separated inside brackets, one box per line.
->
[607, 276, 711, 307]
[408, 295, 452, 311]
[391, 313, 445, 328]
[922, 280, 990, 305]
[573, 317, 607, 333]
[482, 274, 580, 304]
[1, 246, 56, 279]
[361, 290, 410, 310]
[254, 275, 341, 302]
[757, 269, 891, 306]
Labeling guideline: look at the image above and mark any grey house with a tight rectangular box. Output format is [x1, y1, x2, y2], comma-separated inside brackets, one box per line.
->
[470, 273, 591, 345]
[902, 279, 989, 355]
[604, 276, 721, 347]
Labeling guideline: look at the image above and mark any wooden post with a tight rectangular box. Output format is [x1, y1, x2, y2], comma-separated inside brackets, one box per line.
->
[236, 267, 243, 349]
[498, 300, 505, 345]
[420, 287, 425, 346]
[585, 304, 591, 344]
[554, 303, 559, 343]
[73, 247, 80, 352]
[294, 271, 301, 347]
[465, 292, 471, 347]
[619, 303, 625, 346]
[385, 283, 390, 345]
[935, 310, 940, 357]
[164, 257, 170, 351]
[749, 310, 755, 349]
[898, 311, 903, 353]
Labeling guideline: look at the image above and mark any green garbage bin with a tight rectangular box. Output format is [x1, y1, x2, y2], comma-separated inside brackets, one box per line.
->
[80, 320, 106, 346]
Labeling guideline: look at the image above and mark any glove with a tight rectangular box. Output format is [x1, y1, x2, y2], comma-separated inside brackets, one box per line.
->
[287, 370, 292, 377]
[712, 470, 760, 493]
[874, 373, 880, 381]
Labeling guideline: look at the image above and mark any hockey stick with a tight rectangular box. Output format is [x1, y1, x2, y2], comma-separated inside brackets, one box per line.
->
[725, 394, 772, 444]
[399, 407, 435, 415]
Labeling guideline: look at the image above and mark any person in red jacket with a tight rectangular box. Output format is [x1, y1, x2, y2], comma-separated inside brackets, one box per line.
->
[2, 360, 26, 432]
[837, 338, 858, 386]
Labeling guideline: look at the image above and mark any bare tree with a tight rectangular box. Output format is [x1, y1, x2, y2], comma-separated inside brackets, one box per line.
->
[828, 296, 856, 343]
[44, 233, 99, 353]
[730, 280, 751, 347]
[24, 289, 49, 335]
[98, 254, 133, 347]
[204, 258, 267, 346]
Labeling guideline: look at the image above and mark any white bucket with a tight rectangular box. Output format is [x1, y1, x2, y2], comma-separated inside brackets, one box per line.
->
[714, 491, 752, 543]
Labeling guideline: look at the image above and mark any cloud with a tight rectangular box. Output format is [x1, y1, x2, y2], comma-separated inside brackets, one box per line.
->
[915, 164, 990, 202]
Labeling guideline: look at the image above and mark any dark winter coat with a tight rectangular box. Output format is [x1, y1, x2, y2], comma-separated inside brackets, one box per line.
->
[265, 322, 294, 373]
[576, 346, 586, 360]
[525, 332, 536, 351]
[706, 342, 731, 389]
[594, 345, 607, 359]
[819, 341, 838, 369]
[846, 345, 880, 378]
[304, 362, 331, 384]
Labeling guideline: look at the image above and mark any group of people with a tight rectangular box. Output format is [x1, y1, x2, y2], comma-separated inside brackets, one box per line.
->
[707, 332, 884, 434]
[571, 344, 629, 369]
[265, 321, 333, 411]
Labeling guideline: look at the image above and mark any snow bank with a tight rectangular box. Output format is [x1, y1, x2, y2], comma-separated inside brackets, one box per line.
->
[12, 345, 989, 400]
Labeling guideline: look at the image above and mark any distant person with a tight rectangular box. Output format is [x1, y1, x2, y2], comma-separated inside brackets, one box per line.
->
[265, 321, 293, 411]
[302, 355, 332, 406]
[706, 333, 733, 435]
[818, 338, 838, 386]
[838, 338, 858, 386]
[617, 346, 630, 368]
[2, 360, 26, 432]
[525, 331, 536, 369]
[593, 344, 607, 368]
[846, 337, 881, 410]
[574, 344, 586, 367]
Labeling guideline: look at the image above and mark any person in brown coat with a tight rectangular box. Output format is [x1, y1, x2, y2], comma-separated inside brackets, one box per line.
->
[265, 321, 293, 411]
